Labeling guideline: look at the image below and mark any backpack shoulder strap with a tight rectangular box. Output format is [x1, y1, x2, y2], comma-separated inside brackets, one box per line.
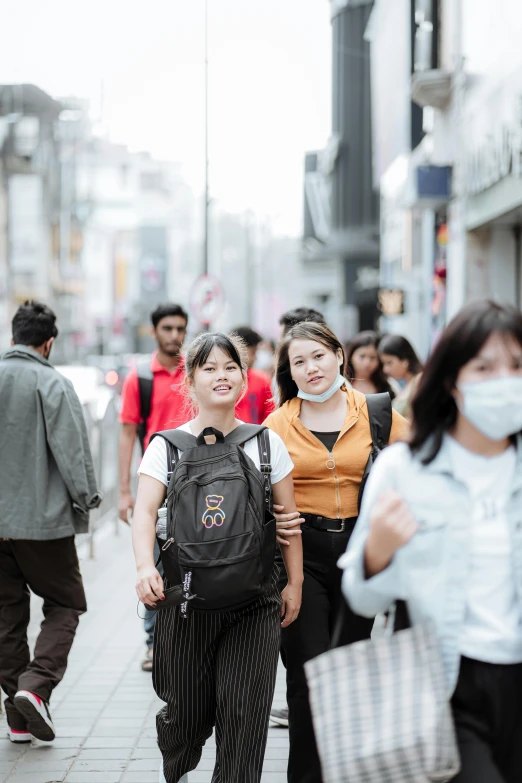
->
[136, 359, 154, 423]
[257, 427, 272, 511]
[365, 393, 393, 451]
[136, 360, 154, 454]
[225, 425, 273, 510]
[224, 424, 266, 445]
[153, 429, 199, 453]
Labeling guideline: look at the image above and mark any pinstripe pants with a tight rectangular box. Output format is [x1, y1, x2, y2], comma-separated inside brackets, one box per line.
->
[153, 587, 282, 783]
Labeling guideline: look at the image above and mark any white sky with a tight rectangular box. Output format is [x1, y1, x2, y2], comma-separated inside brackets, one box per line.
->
[1, 0, 332, 235]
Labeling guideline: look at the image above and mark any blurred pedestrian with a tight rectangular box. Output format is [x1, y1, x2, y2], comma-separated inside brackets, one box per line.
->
[233, 326, 275, 424]
[379, 334, 424, 419]
[255, 338, 277, 378]
[346, 330, 396, 397]
[118, 303, 190, 672]
[132, 332, 303, 783]
[0, 301, 101, 743]
[341, 300, 522, 783]
[265, 321, 408, 783]
[278, 307, 326, 341]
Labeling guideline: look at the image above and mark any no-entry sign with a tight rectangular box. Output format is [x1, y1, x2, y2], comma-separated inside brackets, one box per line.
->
[190, 274, 225, 326]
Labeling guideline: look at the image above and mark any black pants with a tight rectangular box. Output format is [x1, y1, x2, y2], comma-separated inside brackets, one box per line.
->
[153, 587, 281, 783]
[280, 523, 373, 783]
[451, 656, 522, 783]
[0, 537, 87, 730]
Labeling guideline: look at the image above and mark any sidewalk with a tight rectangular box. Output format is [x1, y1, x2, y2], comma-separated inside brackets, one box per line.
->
[0, 525, 289, 783]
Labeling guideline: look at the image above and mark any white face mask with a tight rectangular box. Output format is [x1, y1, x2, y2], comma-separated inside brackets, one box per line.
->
[297, 373, 346, 404]
[457, 376, 522, 441]
[254, 349, 274, 372]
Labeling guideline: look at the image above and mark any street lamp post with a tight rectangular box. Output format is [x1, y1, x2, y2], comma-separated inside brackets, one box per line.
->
[203, 0, 209, 278]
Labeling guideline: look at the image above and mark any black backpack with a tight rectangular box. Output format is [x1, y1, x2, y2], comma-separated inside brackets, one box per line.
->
[136, 360, 153, 454]
[152, 424, 275, 614]
[357, 392, 393, 510]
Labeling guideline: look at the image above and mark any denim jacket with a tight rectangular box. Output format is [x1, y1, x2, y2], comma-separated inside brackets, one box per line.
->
[339, 435, 522, 694]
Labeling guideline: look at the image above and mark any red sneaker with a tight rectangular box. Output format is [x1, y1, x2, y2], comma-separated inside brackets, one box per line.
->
[14, 690, 55, 742]
[8, 727, 32, 743]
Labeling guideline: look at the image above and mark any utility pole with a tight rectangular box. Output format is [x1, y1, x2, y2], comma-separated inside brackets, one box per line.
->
[203, 0, 209, 277]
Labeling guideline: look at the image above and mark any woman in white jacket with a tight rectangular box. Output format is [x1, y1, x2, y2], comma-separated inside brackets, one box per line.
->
[341, 300, 522, 783]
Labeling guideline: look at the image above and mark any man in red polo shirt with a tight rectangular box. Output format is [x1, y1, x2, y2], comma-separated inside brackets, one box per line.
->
[234, 326, 275, 424]
[118, 303, 189, 524]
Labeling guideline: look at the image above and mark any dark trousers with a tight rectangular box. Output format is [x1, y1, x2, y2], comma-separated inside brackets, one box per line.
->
[451, 656, 522, 783]
[281, 523, 373, 783]
[153, 588, 281, 783]
[0, 536, 87, 730]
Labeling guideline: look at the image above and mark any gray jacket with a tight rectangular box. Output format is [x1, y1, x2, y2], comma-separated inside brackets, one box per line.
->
[0, 346, 102, 540]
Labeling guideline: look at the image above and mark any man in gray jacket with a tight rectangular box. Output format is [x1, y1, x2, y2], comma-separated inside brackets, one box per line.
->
[0, 301, 102, 744]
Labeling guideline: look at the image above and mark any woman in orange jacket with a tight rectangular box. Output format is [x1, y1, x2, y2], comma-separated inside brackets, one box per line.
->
[264, 321, 408, 783]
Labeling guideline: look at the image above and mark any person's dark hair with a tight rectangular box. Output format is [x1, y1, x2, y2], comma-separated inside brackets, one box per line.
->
[346, 331, 395, 397]
[279, 307, 326, 336]
[410, 300, 522, 464]
[184, 331, 248, 414]
[151, 303, 188, 329]
[232, 326, 263, 348]
[276, 322, 346, 406]
[12, 300, 58, 346]
[185, 332, 248, 382]
[378, 334, 423, 375]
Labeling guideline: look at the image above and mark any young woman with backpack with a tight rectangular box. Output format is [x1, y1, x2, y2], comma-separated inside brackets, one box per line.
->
[131, 332, 303, 783]
[264, 321, 408, 783]
[341, 301, 522, 783]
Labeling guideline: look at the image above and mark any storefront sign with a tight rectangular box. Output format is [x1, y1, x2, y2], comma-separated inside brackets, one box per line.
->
[466, 123, 522, 196]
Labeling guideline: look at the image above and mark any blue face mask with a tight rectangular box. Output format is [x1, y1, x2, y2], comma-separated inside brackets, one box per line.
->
[297, 373, 346, 403]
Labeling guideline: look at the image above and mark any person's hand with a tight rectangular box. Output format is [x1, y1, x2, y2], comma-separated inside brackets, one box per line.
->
[274, 504, 304, 546]
[281, 582, 302, 627]
[119, 490, 135, 524]
[136, 565, 165, 607]
[364, 489, 418, 577]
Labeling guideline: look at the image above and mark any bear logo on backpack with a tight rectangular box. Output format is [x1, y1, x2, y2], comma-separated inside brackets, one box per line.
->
[152, 424, 276, 615]
[203, 495, 226, 528]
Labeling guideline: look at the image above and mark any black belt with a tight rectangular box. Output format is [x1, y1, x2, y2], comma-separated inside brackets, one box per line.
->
[302, 514, 357, 533]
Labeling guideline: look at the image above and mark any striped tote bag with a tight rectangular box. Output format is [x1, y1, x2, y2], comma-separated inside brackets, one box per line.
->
[304, 618, 460, 783]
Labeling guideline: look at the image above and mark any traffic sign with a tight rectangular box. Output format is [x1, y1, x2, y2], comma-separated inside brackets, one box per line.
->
[190, 274, 225, 326]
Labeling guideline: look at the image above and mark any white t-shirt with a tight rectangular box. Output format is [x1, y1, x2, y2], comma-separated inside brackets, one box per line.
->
[448, 437, 522, 664]
[138, 421, 294, 487]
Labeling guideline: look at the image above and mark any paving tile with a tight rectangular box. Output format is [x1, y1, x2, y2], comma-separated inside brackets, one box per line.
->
[0, 526, 290, 782]
[64, 773, 121, 783]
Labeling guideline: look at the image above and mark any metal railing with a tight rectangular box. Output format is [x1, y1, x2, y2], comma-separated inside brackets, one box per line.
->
[79, 396, 120, 558]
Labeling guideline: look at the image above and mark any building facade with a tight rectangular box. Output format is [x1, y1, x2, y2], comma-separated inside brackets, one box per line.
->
[368, 0, 522, 357]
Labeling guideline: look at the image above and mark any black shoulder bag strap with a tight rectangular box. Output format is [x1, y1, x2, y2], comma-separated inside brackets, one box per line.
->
[136, 359, 154, 454]
[357, 393, 393, 512]
[365, 392, 393, 452]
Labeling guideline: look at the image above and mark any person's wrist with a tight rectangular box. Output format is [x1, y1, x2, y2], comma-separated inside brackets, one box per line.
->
[286, 578, 304, 588]
[364, 535, 393, 577]
[137, 560, 155, 571]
